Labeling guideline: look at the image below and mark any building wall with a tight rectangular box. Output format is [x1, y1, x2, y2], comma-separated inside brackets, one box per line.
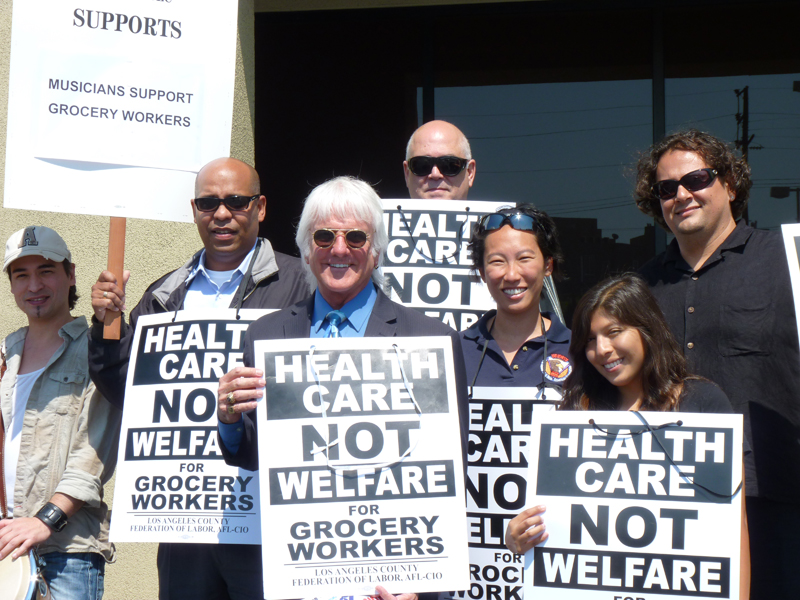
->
[254, 0, 532, 9]
[0, 2, 255, 598]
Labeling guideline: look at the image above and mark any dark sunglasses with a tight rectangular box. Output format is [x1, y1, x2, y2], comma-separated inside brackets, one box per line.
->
[313, 229, 370, 249]
[652, 168, 718, 201]
[478, 212, 539, 233]
[194, 195, 260, 212]
[407, 155, 470, 177]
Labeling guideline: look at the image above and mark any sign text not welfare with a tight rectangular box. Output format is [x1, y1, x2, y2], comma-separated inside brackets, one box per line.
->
[524, 412, 744, 600]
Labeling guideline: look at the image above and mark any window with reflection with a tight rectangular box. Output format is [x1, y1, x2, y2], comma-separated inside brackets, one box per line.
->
[429, 82, 653, 319]
[254, 1, 800, 323]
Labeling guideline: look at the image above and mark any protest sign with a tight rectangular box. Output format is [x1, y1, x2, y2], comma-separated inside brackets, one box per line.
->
[523, 411, 744, 600]
[111, 309, 272, 544]
[781, 223, 800, 348]
[5, 0, 238, 221]
[382, 199, 499, 330]
[254, 336, 469, 599]
[440, 386, 561, 600]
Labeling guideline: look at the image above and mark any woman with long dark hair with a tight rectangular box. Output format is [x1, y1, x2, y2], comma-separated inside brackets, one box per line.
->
[505, 274, 751, 597]
[562, 272, 708, 412]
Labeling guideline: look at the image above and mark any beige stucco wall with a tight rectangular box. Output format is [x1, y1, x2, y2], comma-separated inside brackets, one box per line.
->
[0, 1, 255, 598]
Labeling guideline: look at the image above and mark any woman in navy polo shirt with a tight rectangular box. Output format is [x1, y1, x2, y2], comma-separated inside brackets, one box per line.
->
[458, 205, 571, 600]
[460, 205, 571, 395]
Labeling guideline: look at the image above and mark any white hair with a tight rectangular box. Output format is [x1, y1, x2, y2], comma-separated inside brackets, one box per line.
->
[296, 176, 388, 291]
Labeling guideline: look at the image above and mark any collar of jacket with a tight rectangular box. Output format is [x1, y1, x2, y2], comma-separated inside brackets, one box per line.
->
[284, 286, 401, 338]
[150, 237, 280, 310]
[3, 315, 88, 354]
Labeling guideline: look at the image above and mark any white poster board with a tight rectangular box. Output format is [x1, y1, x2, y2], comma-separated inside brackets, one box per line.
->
[523, 411, 744, 600]
[254, 336, 470, 599]
[440, 387, 561, 600]
[111, 309, 272, 544]
[5, 0, 238, 221]
[381, 199, 499, 330]
[781, 223, 800, 347]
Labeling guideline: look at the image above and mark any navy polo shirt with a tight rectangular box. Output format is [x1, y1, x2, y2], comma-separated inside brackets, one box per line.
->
[460, 310, 571, 391]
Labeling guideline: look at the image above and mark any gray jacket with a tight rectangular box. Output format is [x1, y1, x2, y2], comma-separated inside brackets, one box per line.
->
[89, 238, 309, 408]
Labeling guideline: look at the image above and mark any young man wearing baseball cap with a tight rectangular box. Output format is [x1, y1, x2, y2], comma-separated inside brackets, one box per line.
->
[0, 226, 120, 600]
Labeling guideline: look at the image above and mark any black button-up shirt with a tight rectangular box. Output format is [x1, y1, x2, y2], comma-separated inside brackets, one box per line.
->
[640, 220, 800, 502]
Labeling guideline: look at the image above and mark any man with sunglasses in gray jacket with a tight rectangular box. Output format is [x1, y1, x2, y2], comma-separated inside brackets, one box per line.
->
[88, 157, 308, 600]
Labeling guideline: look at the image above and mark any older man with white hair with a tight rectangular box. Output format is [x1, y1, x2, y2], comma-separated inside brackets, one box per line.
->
[216, 176, 468, 600]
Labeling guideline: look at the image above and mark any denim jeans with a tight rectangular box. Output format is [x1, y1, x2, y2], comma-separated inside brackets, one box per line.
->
[40, 551, 105, 600]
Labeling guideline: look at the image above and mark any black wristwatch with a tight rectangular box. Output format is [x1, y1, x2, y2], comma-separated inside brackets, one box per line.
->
[36, 502, 69, 532]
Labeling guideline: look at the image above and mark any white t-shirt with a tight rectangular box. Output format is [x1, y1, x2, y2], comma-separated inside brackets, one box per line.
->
[4, 367, 44, 517]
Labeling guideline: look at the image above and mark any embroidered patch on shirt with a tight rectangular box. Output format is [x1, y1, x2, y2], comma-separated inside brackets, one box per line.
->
[542, 353, 571, 383]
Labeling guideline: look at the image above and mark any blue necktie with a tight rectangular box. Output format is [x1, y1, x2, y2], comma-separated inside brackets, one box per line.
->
[326, 310, 347, 338]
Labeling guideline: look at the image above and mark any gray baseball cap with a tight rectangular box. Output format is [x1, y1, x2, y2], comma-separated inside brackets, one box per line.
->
[3, 226, 72, 273]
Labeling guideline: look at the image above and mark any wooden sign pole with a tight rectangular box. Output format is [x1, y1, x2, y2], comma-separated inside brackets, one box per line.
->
[103, 216, 127, 340]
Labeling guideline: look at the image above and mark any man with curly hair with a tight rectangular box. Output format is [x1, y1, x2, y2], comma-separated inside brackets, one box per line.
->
[635, 129, 800, 599]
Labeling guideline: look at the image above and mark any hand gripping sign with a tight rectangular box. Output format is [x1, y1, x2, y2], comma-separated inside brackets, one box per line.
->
[440, 386, 562, 600]
[523, 411, 744, 600]
[253, 336, 470, 599]
[110, 309, 272, 545]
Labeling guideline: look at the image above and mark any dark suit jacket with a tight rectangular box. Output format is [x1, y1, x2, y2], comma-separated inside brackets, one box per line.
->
[220, 287, 470, 472]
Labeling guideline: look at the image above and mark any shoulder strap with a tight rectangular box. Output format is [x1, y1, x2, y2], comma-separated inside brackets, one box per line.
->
[233, 238, 262, 319]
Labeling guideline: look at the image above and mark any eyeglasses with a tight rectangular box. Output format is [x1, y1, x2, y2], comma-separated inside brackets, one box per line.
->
[313, 229, 370, 249]
[193, 195, 260, 212]
[407, 155, 470, 177]
[478, 211, 539, 233]
[652, 168, 718, 201]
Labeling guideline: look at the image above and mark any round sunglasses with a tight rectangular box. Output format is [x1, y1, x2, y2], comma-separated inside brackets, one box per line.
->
[313, 228, 370, 249]
[194, 195, 259, 212]
[407, 155, 470, 177]
[652, 168, 718, 201]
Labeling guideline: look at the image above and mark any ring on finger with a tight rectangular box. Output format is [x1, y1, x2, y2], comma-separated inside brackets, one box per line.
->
[226, 392, 235, 405]
[103, 291, 108, 298]
[227, 405, 235, 414]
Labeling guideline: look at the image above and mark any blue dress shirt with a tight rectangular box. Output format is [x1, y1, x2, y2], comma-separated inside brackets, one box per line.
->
[219, 282, 378, 452]
[310, 283, 377, 338]
[183, 243, 257, 310]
